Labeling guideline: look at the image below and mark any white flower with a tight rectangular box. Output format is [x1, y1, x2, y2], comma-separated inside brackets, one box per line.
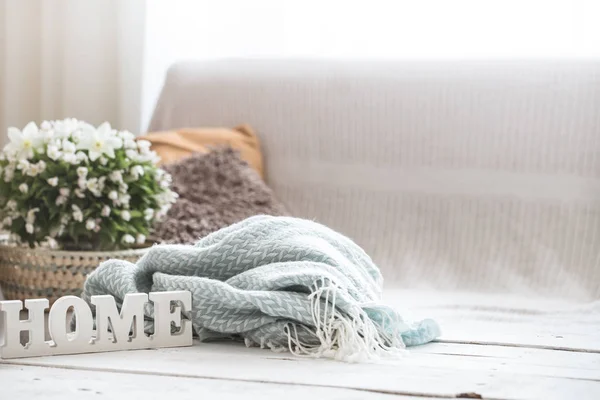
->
[124, 138, 137, 149]
[53, 118, 79, 138]
[118, 130, 135, 141]
[2, 217, 12, 227]
[77, 166, 88, 178]
[121, 234, 135, 244]
[121, 210, 131, 221]
[47, 177, 59, 187]
[137, 140, 152, 153]
[119, 182, 128, 193]
[72, 204, 83, 222]
[155, 169, 165, 180]
[3, 165, 14, 182]
[62, 152, 78, 164]
[109, 170, 123, 183]
[6, 200, 17, 211]
[59, 188, 70, 196]
[26, 163, 40, 177]
[25, 223, 34, 234]
[37, 160, 46, 173]
[19, 183, 28, 193]
[55, 195, 67, 206]
[60, 214, 70, 225]
[78, 178, 87, 190]
[74, 188, 85, 198]
[144, 208, 154, 221]
[77, 122, 122, 161]
[125, 149, 138, 160]
[85, 219, 96, 231]
[159, 180, 170, 189]
[75, 151, 88, 162]
[17, 159, 30, 170]
[45, 237, 58, 249]
[129, 165, 144, 180]
[101, 205, 111, 217]
[99, 156, 108, 166]
[98, 176, 106, 191]
[85, 178, 100, 196]
[136, 234, 146, 245]
[3, 122, 43, 159]
[108, 190, 118, 200]
[47, 145, 62, 160]
[118, 193, 131, 207]
[41, 121, 52, 130]
[71, 130, 82, 143]
[26, 208, 39, 224]
[61, 138, 76, 154]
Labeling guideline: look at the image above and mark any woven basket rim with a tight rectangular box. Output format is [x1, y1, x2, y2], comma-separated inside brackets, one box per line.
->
[0, 243, 149, 258]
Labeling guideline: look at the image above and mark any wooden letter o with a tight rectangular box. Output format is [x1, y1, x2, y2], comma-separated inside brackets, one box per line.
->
[48, 296, 94, 348]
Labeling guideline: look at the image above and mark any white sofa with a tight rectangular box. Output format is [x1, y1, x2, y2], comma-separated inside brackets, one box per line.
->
[4, 60, 599, 399]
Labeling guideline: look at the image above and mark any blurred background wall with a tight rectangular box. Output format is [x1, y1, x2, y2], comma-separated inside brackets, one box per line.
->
[0, 0, 599, 147]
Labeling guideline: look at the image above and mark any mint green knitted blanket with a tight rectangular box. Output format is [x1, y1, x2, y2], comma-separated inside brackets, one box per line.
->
[82, 215, 440, 361]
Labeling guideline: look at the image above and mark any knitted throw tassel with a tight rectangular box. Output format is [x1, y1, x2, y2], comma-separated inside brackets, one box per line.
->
[81, 215, 440, 362]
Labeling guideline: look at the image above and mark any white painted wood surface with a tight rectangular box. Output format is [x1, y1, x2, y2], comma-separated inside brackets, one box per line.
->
[2, 291, 599, 400]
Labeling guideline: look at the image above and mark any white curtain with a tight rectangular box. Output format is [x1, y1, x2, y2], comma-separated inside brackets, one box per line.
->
[0, 0, 146, 148]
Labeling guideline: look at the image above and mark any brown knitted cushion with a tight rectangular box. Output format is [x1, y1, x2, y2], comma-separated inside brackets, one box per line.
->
[151, 147, 287, 244]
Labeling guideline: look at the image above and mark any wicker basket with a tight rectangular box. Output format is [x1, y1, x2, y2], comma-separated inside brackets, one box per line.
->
[0, 244, 148, 305]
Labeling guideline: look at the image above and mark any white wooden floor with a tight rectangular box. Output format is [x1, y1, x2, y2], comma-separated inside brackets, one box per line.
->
[2, 290, 599, 400]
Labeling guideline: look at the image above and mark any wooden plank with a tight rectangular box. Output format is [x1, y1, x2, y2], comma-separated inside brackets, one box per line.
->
[384, 290, 600, 351]
[0, 364, 426, 400]
[4, 341, 599, 400]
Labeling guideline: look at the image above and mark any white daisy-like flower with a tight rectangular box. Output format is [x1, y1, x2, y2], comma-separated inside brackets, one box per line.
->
[119, 182, 128, 193]
[75, 151, 88, 162]
[85, 219, 96, 231]
[71, 130, 82, 143]
[77, 122, 122, 161]
[19, 183, 28, 193]
[78, 178, 87, 190]
[109, 170, 123, 183]
[129, 165, 144, 180]
[101, 205, 111, 217]
[26, 163, 40, 177]
[121, 234, 135, 244]
[124, 138, 137, 149]
[74, 189, 85, 198]
[17, 159, 30, 170]
[3, 165, 14, 182]
[6, 200, 17, 211]
[144, 208, 154, 221]
[121, 210, 131, 221]
[61, 138, 76, 154]
[3, 122, 43, 159]
[76, 166, 88, 178]
[47, 145, 62, 161]
[136, 234, 146, 245]
[25, 223, 34, 234]
[47, 177, 59, 187]
[37, 160, 46, 173]
[53, 118, 79, 139]
[59, 188, 70, 197]
[26, 208, 39, 224]
[46, 237, 58, 249]
[137, 140, 151, 153]
[118, 193, 131, 207]
[86, 178, 102, 197]
[108, 190, 118, 200]
[72, 204, 83, 222]
[40, 121, 52, 130]
[55, 195, 67, 206]
[99, 156, 108, 166]
[62, 153, 78, 164]
[125, 149, 138, 161]
[118, 130, 135, 141]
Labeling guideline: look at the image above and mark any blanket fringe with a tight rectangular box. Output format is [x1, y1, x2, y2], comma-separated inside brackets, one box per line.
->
[283, 278, 406, 362]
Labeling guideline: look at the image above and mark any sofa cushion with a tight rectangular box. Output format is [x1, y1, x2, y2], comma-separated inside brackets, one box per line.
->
[150, 147, 287, 244]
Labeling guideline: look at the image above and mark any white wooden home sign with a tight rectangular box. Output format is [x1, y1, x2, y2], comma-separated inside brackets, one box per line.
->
[0, 291, 193, 359]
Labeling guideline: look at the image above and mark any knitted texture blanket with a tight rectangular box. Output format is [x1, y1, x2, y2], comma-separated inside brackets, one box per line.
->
[82, 216, 440, 361]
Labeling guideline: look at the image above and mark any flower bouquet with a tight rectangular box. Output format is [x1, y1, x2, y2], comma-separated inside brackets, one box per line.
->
[0, 119, 178, 302]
